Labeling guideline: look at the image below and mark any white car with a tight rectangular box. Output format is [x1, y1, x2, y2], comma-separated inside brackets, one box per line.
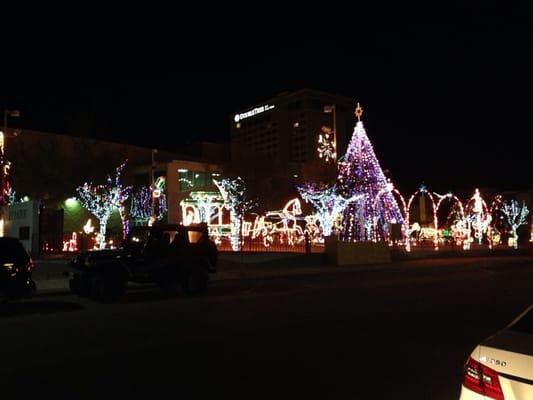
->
[460, 304, 533, 399]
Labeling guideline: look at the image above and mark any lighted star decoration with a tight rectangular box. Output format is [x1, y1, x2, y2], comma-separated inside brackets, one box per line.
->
[355, 102, 363, 121]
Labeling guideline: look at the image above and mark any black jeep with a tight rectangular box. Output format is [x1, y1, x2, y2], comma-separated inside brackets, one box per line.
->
[67, 223, 218, 302]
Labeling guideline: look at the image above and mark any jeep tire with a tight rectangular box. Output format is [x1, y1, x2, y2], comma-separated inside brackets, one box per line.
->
[155, 265, 179, 296]
[69, 273, 91, 297]
[181, 263, 209, 296]
[91, 269, 126, 303]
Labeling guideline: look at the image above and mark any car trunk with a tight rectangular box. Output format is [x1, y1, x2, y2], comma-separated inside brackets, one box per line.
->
[478, 331, 533, 399]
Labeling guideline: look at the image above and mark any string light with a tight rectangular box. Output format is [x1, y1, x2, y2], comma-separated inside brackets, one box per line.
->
[374, 181, 408, 246]
[77, 161, 132, 249]
[0, 131, 13, 237]
[83, 219, 95, 234]
[297, 183, 360, 238]
[213, 176, 255, 251]
[406, 185, 439, 250]
[131, 186, 167, 222]
[435, 192, 466, 247]
[464, 188, 490, 246]
[337, 105, 404, 242]
[500, 200, 529, 249]
[317, 126, 337, 162]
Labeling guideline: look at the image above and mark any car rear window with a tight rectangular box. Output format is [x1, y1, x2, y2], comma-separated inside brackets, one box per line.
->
[187, 231, 204, 243]
[509, 308, 533, 335]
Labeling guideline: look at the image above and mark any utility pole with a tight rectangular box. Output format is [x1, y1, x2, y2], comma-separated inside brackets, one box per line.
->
[149, 148, 157, 225]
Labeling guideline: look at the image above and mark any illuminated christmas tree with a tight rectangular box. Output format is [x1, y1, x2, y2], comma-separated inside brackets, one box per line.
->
[338, 103, 404, 242]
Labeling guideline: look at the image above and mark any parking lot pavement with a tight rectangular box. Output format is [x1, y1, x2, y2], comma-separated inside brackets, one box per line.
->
[32, 254, 533, 296]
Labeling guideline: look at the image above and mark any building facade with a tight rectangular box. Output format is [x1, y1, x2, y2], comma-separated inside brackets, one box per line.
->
[230, 88, 356, 181]
[2, 127, 227, 250]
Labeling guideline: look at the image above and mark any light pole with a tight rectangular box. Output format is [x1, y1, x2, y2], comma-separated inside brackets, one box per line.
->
[149, 148, 158, 225]
[323, 104, 337, 162]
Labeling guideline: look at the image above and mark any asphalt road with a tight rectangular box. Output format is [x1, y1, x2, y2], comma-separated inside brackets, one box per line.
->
[1, 256, 532, 399]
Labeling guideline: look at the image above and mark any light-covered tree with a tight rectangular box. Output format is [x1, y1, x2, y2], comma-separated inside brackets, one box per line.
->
[501, 200, 529, 249]
[77, 162, 132, 248]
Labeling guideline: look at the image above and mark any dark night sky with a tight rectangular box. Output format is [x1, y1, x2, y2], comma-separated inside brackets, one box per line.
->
[1, 5, 531, 192]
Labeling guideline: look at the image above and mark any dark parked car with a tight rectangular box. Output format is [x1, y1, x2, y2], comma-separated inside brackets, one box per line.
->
[0, 237, 36, 302]
[67, 223, 218, 303]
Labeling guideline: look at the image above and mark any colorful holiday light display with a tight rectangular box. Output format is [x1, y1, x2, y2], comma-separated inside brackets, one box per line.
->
[62, 232, 78, 252]
[181, 190, 318, 249]
[131, 186, 168, 222]
[213, 177, 255, 251]
[297, 182, 361, 238]
[464, 189, 490, 248]
[190, 191, 222, 224]
[435, 192, 467, 247]
[405, 185, 439, 250]
[374, 181, 408, 245]
[317, 126, 337, 162]
[180, 191, 226, 241]
[337, 103, 404, 242]
[0, 132, 12, 237]
[83, 219, 95, 234]
[77, 161, 132, 249]
[262, 198, 305, 246]
[500, 200, 529, 249]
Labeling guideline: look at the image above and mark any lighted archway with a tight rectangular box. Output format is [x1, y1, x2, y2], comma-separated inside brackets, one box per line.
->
[406, 185, 439, 250]
[435, 193, 466, 247]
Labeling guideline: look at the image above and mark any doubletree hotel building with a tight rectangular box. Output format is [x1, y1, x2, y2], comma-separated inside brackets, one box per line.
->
[229, 88, 355, 181]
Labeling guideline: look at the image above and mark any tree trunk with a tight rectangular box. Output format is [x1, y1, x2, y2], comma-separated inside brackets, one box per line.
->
[99, 219, 107, 249]
[118, 206, 129, 240]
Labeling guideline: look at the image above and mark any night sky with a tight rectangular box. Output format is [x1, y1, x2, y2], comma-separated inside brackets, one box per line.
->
[1, 5, 531, 192]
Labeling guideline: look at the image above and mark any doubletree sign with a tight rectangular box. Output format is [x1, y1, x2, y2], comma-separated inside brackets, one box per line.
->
[234, 104, 275, 123]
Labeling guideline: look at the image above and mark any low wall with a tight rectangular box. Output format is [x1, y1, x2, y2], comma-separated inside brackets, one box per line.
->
[325, 237, 391, 265]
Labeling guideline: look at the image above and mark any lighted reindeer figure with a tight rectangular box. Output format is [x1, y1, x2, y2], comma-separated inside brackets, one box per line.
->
[264, 198, 305, 246]
[245, 198, 306, 247]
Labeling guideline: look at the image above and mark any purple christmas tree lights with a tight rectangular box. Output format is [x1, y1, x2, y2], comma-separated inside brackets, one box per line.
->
[337, 103, 404, 242]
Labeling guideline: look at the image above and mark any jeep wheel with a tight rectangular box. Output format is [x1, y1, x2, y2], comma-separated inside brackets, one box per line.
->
[181, 265, 209, 296]
[92, 272, 126, 303]
[69, 274, 91, 297]
[156, 266, 179, 296]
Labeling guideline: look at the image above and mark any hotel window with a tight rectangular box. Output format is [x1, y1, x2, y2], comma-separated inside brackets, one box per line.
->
[178, 170, 212, 191]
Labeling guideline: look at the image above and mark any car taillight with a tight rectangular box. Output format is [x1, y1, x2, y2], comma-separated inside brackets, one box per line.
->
[463, 356, 504, 400]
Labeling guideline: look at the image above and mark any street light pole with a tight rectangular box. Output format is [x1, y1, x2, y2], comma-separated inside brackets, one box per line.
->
[150, 148, 157, 225]
[332, 105, 337, 161]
